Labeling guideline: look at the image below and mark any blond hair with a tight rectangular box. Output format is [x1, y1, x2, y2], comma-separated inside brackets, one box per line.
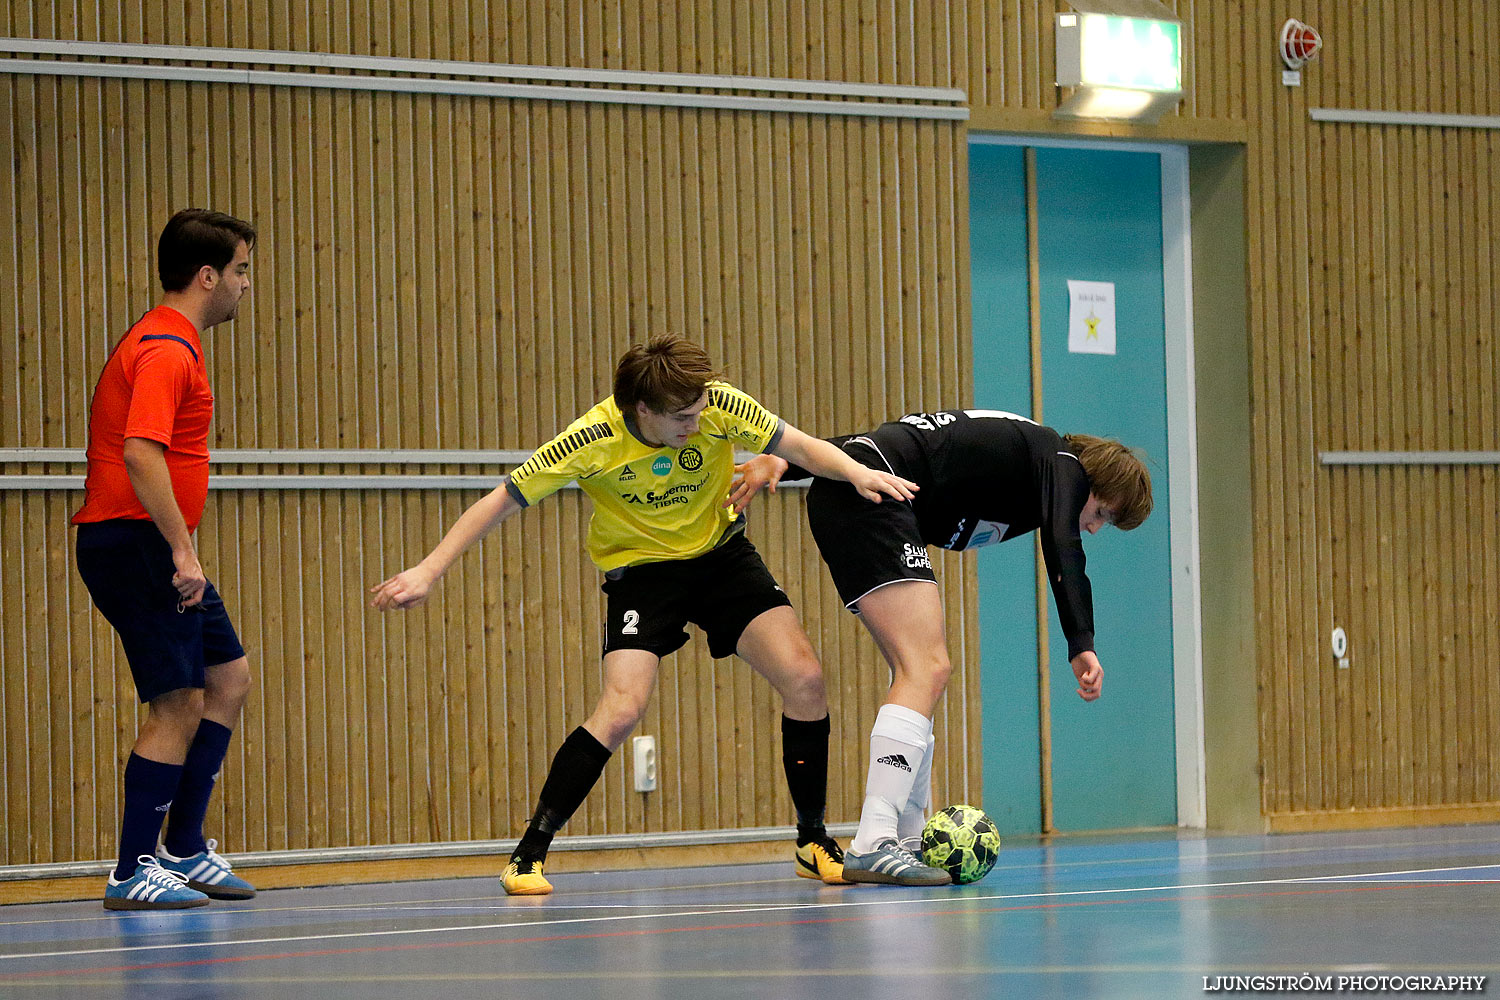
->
[1063, 434, 1153, 530]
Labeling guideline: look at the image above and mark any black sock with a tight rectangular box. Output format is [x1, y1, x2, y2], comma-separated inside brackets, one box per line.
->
[782, 715, 831, 844]
[513, 727, 612, 862]
[163, 720, 233, 858]
[116, 753, 183, 881]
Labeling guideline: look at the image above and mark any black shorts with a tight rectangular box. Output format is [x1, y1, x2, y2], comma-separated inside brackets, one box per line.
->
[75, 519, 246, 703]
[806, 439, 937, 610]
[601, 532, 793, 660]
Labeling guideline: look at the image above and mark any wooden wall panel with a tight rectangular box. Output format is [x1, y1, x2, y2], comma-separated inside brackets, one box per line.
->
[0, 2, 977, 866]
[6, 0, 1496, 865]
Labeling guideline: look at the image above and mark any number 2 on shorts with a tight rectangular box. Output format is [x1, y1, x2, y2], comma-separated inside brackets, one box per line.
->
[622, 609, 640, 635]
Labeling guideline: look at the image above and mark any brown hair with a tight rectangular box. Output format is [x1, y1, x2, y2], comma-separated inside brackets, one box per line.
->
[158, 209, 257, 292]
[613, 335, 722, 413]
[1063, 433, 1153, 531]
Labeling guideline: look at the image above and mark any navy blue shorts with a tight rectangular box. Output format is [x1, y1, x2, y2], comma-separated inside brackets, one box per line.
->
[75, 519, 246, 703]
[600, 532, 793, 660]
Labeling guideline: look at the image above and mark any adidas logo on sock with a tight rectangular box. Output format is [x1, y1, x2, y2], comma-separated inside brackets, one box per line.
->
[875, 753, 912, 772]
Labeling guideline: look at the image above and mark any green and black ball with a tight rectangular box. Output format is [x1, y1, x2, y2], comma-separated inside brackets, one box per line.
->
[921, 804, 1001, 884]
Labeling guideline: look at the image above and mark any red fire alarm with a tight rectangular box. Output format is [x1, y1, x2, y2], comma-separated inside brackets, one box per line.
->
[1280, 19, 1322, 69]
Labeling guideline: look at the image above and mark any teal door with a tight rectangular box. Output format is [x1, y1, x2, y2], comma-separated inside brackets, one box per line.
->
[972, 140, 1179, 833]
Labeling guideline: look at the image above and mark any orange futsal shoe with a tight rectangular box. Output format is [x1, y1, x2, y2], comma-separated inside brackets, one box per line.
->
[795, 835, 852, 885]
[502, 856, 553, 896]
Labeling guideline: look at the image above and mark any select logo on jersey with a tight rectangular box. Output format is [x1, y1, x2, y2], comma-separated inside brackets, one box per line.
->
[618, 464, 637, 481]
[651, 456, 673, 476]
[677, 447, 703, 472]
[875, 753, 912, 772]
[902, 543, 932, 570]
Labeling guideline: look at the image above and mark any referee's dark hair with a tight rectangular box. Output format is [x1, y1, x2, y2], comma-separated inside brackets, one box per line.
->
[614, 335, 723, 414]
[157, 209, 258, 293]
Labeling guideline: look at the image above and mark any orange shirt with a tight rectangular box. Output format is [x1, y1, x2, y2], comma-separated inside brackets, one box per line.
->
[72, 306, 214, 530]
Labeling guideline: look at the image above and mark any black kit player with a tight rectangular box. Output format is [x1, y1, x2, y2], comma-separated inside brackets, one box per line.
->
[732, 408, 1153, 885]
[370, 335, 918, 894]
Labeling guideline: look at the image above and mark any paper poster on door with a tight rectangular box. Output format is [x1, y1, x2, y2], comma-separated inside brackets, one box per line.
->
[1067, 279, 1116, 355]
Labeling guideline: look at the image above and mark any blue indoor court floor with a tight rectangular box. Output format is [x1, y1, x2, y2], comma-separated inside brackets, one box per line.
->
[2, 824, 1497, 999]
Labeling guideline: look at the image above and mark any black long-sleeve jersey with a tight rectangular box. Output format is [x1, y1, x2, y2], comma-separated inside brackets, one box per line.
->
[791, 408, 1096, 658]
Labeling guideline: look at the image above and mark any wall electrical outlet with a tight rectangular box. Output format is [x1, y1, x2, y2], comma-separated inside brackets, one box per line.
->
[632, 735, 657, 792]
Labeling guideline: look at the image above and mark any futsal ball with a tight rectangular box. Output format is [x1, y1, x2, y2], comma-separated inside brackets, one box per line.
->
[921, 804, 1001, 884]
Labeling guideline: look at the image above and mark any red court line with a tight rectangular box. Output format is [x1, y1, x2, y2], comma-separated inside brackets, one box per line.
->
[0, 880, 1476, 982]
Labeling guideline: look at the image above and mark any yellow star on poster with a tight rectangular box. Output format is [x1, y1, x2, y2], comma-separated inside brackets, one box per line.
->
[1085, 311, 1100, 339]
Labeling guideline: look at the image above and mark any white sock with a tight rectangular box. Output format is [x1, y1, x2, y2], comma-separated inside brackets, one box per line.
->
[850, 704, 932, 854]
[896, 732, 937, 849]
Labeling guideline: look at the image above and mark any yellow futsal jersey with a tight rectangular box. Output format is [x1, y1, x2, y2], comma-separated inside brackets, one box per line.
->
[503, 382, 786, 571]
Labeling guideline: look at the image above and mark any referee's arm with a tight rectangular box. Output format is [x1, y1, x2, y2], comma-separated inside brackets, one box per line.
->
[123, 436, 207, 607]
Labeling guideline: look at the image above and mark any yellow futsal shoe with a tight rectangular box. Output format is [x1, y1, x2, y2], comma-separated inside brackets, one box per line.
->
[795, 834, 853, 885]
[502, 856, 553, 896]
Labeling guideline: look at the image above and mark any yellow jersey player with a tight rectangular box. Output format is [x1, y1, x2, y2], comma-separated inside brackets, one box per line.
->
[370, 335, 916, 894]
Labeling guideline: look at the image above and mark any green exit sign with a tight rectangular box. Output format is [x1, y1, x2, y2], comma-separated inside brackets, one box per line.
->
[1057, 13, 1183, 94]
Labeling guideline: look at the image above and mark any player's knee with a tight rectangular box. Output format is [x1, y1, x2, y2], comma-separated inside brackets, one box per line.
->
[928, 654, 952, 690]
[925, 661, 953, 700]
[595, 691, 648, 744]
[896, 649, 951, 698]
[149, 687, 205, 735]
[779, 652, 828, 709]
[208, 658, 253, 705]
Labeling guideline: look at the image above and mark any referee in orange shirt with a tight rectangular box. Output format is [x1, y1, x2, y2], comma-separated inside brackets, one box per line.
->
[73, 210, 259, 910]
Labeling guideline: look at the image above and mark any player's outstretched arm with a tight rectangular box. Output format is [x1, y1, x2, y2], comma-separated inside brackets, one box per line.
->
[1070, 650, 1103, 701]
[369, 484, 523, 610]
[771, 425, 918, 504]
[726, 454, 791, 515]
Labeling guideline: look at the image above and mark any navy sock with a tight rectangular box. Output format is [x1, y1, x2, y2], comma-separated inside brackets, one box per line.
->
[514, 727, 612, 862]
[782, 715, 831, 842]
[163, 720, 234, 858]
[116, 753, 184, 881]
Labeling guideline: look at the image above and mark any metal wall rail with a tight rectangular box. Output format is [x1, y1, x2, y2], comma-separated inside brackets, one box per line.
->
[0, 37, 965, 102]
[0, 448, 807, 489]
[0, 822, 857, 881]
[0, 38, 969, 120]
[1320, 451, 1500, 465]
[1310, 108, 1500, 129]
[0, 448, 534, 464]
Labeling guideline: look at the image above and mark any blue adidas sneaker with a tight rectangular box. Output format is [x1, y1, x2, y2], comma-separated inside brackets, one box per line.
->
[104, 855, 210, 910]
[842, 838, 952, 886]
[157, 839, 257, 899]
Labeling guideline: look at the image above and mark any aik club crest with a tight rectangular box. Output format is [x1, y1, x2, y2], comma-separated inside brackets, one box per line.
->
[677, 447, 704, 472]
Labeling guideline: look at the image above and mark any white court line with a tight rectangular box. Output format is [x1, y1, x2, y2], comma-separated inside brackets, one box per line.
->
[301, 902, 799, 913]
[3, 862, 1498, 965]
[985, 832, 1500, 874]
